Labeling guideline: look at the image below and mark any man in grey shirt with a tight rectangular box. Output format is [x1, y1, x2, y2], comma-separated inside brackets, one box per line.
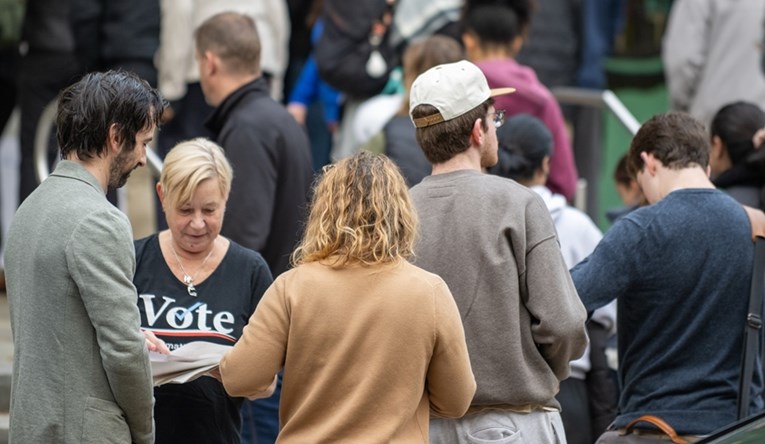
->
[409, 60, 588, 443]
[4, 70, 167, 443]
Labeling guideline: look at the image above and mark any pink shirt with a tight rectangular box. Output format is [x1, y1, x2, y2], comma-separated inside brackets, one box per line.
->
[477, 59, 578, 200]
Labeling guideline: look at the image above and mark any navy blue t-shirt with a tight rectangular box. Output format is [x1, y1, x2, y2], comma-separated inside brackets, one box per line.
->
[572, 188, 763, 435]
[134, 234, 273, 444]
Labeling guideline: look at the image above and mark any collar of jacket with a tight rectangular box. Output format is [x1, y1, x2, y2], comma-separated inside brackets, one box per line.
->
[205, 76, 270, 135]
[51, 160, 105, 195]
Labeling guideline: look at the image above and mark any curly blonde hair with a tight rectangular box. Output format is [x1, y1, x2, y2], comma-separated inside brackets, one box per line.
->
[292, 152, 418, 267]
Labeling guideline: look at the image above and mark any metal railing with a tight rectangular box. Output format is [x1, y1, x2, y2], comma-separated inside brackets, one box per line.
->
[552, 87, 640, 136]
[550, 87, 640, 218]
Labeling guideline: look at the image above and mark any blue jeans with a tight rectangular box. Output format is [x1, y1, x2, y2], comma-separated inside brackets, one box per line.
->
[240, 375, 282, 444]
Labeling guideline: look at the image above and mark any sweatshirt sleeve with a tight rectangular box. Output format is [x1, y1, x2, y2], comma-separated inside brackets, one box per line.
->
[427, 280, 476, 417]
[220, 278, 287, 399]
[522, 200, 589, 381]
[571, 216, 642, 314]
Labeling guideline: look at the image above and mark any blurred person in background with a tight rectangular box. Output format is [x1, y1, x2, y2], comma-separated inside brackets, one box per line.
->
[360, 34, 464, 186]
[709, 101, 765, 210]
[663, 0, 765, 128]
[17, 0, 160, 206]
[461, 0, 579, 201]
[154, 0, 290, 231]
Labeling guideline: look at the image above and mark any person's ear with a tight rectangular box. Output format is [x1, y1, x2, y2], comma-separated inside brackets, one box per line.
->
[510, 35, 524, 56]
[640, 151, 657, 176]
[462, 33, 478, 59]
[541, 155, 551, 177]
[470, 118, 484, 147]
[710, 135, 724, 159]
[107, 123, 122, 155]
[199, 51, 217, 76]
[156, 182, 165, 210]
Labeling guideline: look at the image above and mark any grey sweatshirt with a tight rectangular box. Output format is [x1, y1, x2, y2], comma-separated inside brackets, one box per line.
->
[411, 170, 588, 409]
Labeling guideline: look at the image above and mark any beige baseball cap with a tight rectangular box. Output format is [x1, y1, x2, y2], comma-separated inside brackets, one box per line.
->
[409, 60, 515, 128]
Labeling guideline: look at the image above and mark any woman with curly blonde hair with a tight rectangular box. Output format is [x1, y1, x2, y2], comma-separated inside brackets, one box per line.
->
[219, 152, 476, 443]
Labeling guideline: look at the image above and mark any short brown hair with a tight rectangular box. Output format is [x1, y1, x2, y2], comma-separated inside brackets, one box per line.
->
[195, 12, 261, 75]
[292, 152, 417, 267]
[412, 99, 492, 164]
[400, 36, 464, 115]
[627, 112, 710, 177]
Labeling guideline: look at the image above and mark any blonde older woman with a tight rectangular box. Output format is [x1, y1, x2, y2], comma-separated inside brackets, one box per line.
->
[133, 138, 273, 443]
[219, 152, 476, 443]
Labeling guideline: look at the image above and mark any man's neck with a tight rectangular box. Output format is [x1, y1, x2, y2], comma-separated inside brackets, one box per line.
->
[213, 73, 260, 107]
[656, 166, 715, 200]
[469, 48, 513, 63]
[66, 154, 110, 193]
[430, 151, 482, 175]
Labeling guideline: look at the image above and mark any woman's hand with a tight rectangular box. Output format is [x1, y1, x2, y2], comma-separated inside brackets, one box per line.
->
[143, 329, 171, 354]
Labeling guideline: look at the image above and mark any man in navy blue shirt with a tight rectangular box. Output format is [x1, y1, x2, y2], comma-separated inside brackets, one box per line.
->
[572, 112, 763, 442]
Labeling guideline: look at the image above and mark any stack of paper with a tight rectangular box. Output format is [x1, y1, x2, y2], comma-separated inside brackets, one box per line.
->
[150, 341, 232, 386]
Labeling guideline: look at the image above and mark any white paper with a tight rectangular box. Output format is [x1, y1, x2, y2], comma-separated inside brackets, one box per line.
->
[149, 341, 232, 386]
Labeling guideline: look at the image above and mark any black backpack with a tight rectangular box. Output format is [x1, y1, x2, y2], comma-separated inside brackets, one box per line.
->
[314, 0, 399, 98]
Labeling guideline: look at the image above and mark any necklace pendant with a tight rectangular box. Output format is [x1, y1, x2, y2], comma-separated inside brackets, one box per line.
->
[183, 275, 197, 297]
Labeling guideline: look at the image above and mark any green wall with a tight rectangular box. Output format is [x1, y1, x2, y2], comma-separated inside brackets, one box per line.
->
[598, 84, 669, 229]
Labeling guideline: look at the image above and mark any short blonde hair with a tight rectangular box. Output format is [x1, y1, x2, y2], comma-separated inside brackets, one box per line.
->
[292, 152, 418, 267]
[160, 138, 233, 209]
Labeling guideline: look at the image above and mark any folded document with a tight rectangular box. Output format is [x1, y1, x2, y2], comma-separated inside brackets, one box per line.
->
[150, 341, 232, 386]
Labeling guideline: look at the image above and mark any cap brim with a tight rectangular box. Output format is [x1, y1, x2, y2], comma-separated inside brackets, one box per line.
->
[490, 87, 516, 97]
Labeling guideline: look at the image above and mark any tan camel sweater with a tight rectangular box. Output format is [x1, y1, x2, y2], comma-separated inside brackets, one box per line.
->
[220, 259, 475, 443]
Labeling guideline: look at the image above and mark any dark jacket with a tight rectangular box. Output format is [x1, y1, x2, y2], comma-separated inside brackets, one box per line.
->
[206, 77, 313, 277]
[383, 115, 430, 187]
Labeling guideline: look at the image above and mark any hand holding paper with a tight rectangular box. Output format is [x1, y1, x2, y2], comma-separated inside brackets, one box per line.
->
[150, 341, 232, 386]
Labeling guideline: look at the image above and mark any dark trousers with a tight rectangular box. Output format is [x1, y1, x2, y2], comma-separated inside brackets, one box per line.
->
[240, 374, 282, 444]
[558, 321, 619, 444]
[559, 376, 593, 444]
[587, 322, 619, 437]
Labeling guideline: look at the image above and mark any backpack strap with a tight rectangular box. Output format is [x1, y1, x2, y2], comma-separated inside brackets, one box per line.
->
[737, 235, 765, 419]
[622, 415, 688, 444]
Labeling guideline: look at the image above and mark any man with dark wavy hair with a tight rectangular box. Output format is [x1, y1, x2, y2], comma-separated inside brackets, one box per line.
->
[572, 112, 763, 442]
[4, 70, 166, 444]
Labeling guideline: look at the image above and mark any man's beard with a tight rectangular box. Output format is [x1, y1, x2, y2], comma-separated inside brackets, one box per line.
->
[108, 151, 136, 190]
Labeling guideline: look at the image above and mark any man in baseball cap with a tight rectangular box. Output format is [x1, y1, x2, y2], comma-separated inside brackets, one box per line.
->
[409, 60, 588, 443]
